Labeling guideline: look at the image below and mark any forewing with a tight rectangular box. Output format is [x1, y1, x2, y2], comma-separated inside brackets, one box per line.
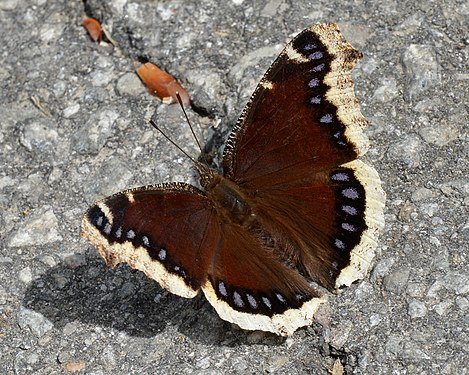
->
[81, 183, 216, 298]
[223, 23, 369, 187]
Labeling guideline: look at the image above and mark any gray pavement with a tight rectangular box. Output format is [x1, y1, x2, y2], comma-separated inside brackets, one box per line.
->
[0, 0, 467, 374]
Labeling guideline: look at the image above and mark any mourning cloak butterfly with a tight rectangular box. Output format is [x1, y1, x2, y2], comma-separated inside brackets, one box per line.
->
[81, 23, 385, 336]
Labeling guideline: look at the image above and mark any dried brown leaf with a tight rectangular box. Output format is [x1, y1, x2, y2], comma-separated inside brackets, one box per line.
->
[136, 62, 190, 105]
[82, 18, 102, 43]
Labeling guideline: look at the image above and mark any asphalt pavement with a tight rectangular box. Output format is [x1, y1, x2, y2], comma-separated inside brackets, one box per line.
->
[0, 0, 467, 374]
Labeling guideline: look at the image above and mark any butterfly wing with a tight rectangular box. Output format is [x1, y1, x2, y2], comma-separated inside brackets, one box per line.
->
[201, 222, 326, 336]
[223, 23, 385, 290]
[224, 23, 369, 185]
[81, 183, 215, 298]
[82, 181, 326, 335]
[250, 160, 384, 290]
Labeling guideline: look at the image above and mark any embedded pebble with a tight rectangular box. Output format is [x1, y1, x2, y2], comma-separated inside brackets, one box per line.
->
[62, 322, 79, 336]
[14, 351, 40, 374]
[455, 296, 469, 311]
[17, 307, 53, 337]
[63, 253, 87, 269]
[0, 256, 13, 264]
[48, 166, 63, 184]
[408, 300, 427, 318]
[385, 334, 403, 355]
[354, 281, 374, 302]
[62, 103, 80, 118]
[64, 362, 87, 372]
[261, 0, 284, 17]
[402, 44, 440, 99]
[439, 179, 469, 198]
[401, 342, 431, 360]
[357, 349, 373, 371]
[419, 120, 459, 146]
[372, 77, 399, 102]
[19, 118, 59, 154]
[196, 356, 211, 369]
[0, 0, 19, 10]
[461, 219, 469, 238]
[17, 172, 47, 204]
[411, 187, 433, 202]
[116, 72, 146, 97]
[431, 246, 448, 270]
[328, 320, 352, 349]
[413, 97, 443, 112]
[419, 202, 439, 217]
[52, 274, 70, 289]
[72, 109, 119, 155]
[433, 300, 453, 316]
[426, 272, 469, 300]
[406, 282, 427, 298]
[39, 13, 65, 43]
[388, 134, 422, 168]
[246, 330, 270, 344]
[398, 200, 415, 222]
[383, 267, 410, 294]
[369, 314, 382, 327]
[101, 345, 117, 368]
[185, 68, 223, 106]
[39, 255, 57, 267]
[228, 45, 279, 90]
[91, 68, 115, 87]
[231, 358, 249, 372]
[82, 156, 134, 202]
[0, 176, 15, 190]
[9, 206, 62, 247]
[18, 267, 33, 284]
[394, 13, 424, 36]
[340, 24, 371, 48]
[370, 257, 395, 282]
[426, 280, 443, 298]
[265, 355, 288, 373]
[444, 272, 469, 295]
[0, 286, 8, 305]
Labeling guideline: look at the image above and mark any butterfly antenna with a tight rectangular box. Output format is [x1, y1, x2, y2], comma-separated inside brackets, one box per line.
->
[176, 92, 203, 153]
[148, 119, 197, 164]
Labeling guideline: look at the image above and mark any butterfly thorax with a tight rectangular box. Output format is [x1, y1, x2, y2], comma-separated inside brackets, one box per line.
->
[196, 162, 255, 226]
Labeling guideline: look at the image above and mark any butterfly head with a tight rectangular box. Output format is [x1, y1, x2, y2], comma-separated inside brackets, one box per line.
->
[195, 162, 219, 189]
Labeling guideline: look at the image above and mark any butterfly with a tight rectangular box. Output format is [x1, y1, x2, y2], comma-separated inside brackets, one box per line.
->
[81, 23, 385, 336]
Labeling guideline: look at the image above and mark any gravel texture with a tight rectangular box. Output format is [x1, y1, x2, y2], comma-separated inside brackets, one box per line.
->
[1, 0, 468, 374]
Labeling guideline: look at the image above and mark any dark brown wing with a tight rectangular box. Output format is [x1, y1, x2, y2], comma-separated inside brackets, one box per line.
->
[223, 23, 369, 187]
[222, 23, 385, 290]
[251, 160, 384, 290]
[81, 181, 326, 335]
[81, 183, 215, 298]
[201, 221, 326, 336]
